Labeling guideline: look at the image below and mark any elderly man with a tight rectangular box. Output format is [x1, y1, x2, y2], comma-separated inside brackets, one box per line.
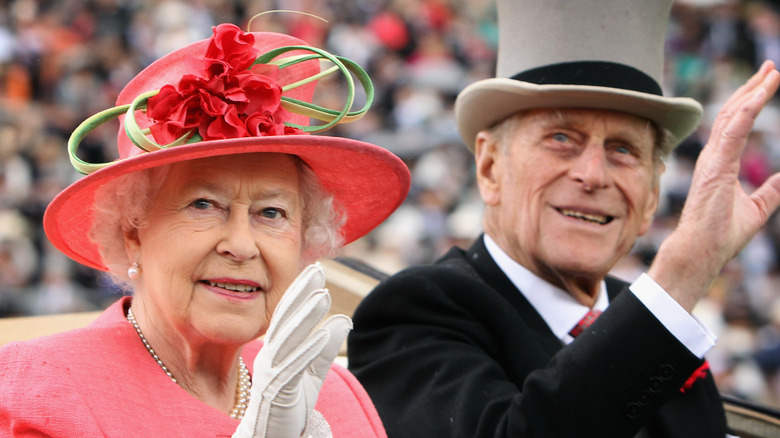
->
[347, 0, 780, 437]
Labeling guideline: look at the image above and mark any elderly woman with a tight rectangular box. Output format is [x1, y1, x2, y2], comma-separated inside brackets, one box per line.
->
[0, 22, 409, 437]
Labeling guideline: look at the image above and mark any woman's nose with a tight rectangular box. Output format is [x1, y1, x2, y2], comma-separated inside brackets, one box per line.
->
[215, 213, 260, 261]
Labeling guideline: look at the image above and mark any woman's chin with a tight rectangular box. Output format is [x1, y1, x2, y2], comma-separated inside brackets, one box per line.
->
[194, 315, 265, 346]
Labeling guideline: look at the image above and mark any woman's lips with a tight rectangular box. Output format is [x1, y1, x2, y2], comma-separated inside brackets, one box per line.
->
[201, 278, 263, 299]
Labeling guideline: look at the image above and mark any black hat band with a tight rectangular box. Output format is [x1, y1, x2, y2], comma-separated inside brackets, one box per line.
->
[511, 61, 662, 96]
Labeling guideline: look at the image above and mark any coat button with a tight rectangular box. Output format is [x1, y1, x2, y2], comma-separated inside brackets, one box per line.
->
[659, 364, 675, 380]
[648, 376, 664, 393]
[638, 391, 651, 405]
[626, 402, 642, 419]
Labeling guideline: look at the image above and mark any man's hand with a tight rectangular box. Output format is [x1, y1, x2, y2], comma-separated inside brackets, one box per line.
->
[233, 262, 352, 438]
[650, 60, 780, 312]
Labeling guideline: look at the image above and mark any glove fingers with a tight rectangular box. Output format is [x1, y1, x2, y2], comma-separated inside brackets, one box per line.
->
[265, 263, 326, 343]
[273, 317, 351, 421]
[308, 315, 352, 382]
[240, 327, 329, 438]
[267, 328, 331, 406]
[269, 289, 331, 366]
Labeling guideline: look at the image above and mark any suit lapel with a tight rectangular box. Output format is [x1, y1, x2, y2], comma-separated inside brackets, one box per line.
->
[465, 236, 564, 358]
[605, 275, 629, 301]
[463, 236, 631, 358]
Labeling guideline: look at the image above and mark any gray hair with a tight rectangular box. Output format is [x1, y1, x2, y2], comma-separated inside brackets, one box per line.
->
[88, 155, 344, 289]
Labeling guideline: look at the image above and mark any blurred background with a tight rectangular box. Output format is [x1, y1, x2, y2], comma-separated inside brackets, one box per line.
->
[0, 0, 780, 409]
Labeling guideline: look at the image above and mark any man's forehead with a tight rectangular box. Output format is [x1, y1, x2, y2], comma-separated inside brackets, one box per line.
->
[525, 107, 653, 127]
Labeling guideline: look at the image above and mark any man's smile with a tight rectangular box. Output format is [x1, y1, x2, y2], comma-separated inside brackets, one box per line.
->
[555, 207, 614, 225]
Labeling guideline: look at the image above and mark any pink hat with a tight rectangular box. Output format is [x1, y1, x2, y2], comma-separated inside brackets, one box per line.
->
[44, 23, 410, 271]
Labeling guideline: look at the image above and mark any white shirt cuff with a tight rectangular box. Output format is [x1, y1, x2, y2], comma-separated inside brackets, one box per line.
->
[629, 273, 717, 358]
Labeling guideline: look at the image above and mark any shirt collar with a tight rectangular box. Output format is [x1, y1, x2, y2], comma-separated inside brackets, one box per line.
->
[483, 234, 608, 344]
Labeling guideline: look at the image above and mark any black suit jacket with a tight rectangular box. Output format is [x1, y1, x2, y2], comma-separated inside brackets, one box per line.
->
[348, 237, 727, 437]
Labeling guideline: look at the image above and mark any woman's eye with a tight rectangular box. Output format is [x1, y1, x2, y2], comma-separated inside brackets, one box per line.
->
[191, 199, 213, 210]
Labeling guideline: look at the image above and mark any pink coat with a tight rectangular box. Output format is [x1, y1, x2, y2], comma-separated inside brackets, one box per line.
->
[0, 297, 386, 437]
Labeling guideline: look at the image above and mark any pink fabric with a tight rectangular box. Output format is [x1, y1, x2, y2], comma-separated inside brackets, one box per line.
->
[0, 297, 386, 437]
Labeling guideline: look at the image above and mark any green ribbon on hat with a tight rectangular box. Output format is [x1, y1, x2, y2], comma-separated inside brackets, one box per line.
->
[68, 45, 375, 175]
[257, 46, 374, 131]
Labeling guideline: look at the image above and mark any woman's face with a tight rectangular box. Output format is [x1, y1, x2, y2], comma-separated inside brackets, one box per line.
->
[125, 153, 305, 345]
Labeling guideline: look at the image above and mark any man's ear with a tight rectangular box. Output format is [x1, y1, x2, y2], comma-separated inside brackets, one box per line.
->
[638, 162, 666, 236]
[474, 131, 503, 206]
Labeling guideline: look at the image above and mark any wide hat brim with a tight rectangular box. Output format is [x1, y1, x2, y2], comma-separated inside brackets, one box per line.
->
[44, 135, 410, 271]
[455, 78, 704, 152]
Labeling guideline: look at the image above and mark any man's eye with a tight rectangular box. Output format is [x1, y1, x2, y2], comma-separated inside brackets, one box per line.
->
[260, 207, 284, 219]
[552, 133, 569, 142]
[615, 145, 632, 155]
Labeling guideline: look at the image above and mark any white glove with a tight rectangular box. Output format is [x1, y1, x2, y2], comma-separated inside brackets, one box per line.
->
[233, 262, 352, 438]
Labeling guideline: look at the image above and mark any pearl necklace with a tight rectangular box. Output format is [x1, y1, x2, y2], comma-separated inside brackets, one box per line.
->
[126, 307, 251, 419]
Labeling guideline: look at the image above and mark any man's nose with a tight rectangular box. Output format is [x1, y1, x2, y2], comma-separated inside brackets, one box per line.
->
[570, 144, 610, 191]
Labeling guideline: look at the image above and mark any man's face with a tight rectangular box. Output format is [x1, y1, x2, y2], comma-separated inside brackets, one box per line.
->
[475, 108, 662, 298]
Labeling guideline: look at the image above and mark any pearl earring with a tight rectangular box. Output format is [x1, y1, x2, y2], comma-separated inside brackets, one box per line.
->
[128, 262, 140, 279]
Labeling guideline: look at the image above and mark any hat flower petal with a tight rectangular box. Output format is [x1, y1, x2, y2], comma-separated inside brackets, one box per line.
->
[204, 23, 258, 70]
[146, 23, 292, 143]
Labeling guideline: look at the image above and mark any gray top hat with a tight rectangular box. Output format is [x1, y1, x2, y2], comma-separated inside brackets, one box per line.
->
[455, 0, 703, 151]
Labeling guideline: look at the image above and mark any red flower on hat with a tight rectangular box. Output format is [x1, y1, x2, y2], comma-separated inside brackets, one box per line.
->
[146, 23, 301, 145]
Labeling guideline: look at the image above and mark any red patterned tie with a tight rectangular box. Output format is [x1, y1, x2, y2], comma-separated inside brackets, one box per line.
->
[569, 309, 602, 338]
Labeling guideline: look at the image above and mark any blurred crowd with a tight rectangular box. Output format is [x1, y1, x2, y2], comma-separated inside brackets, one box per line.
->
[1, 0, 780, 408]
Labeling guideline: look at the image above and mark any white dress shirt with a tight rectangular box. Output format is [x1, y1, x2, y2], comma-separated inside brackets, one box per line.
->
[483, 234, 716, 358]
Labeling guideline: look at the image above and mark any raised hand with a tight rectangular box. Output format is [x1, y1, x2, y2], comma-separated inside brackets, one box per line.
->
[650, 60, 780, 312]
[233, 263, 352, 438]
